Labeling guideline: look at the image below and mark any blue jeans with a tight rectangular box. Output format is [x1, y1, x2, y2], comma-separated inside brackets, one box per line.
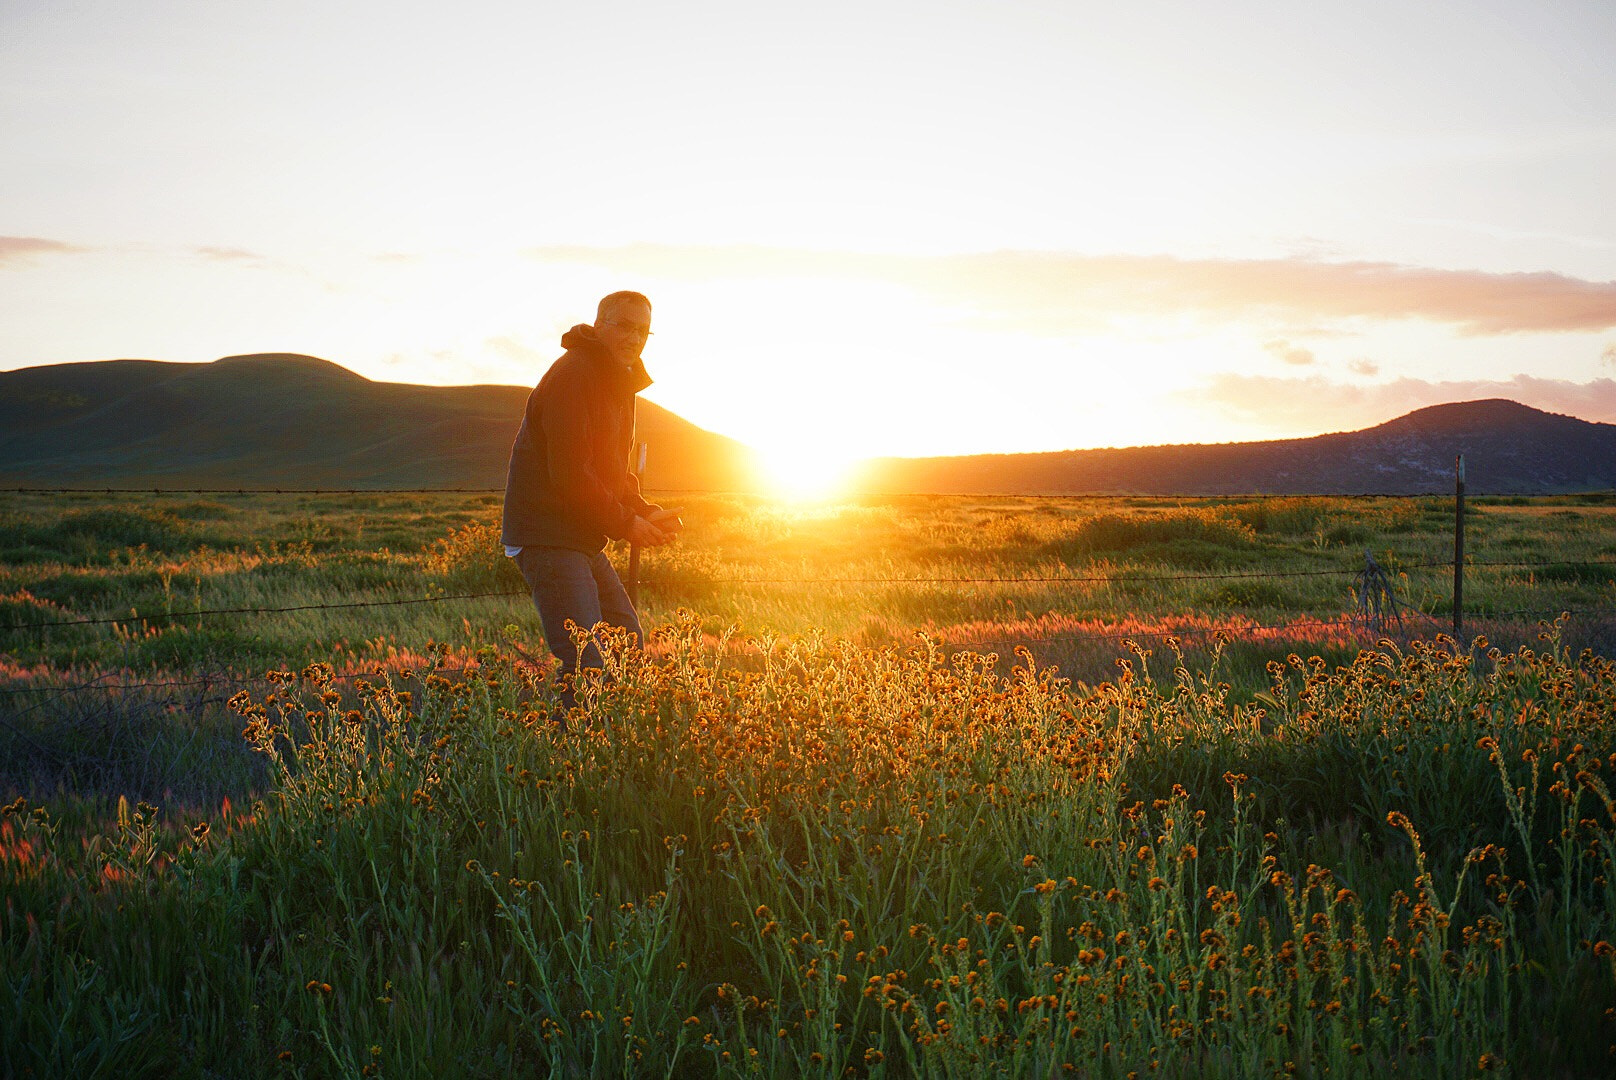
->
[514, 546, 642, 711]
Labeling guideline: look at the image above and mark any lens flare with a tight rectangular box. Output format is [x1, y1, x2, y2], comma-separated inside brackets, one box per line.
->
[757, 444, 854, 502]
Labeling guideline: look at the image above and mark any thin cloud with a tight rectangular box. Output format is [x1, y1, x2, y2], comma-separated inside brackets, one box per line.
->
[1603, 343, 1616, 369]
[1264, 339, 1315, 366]
[195, 246, 265, 262]
[1046, 257, 1616, 335]
[0, 235, 85, 265]
[1188, 373, 1616, 435]
[485, 335, 546, 364]
[525, 244, 1616, 336]
[1410, 217, 1616, 252]
[1348, 358, 1380, 376]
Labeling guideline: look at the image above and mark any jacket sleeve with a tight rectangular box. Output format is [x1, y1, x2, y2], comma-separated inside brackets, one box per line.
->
[540, 373, 637, 540]
[623, 470, 659, 518]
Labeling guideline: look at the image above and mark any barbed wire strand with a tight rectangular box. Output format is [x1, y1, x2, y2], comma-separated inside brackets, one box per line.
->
[639, 563, 1448, 587]
[3, 487, 505, 495]
[5, 558, 1613, 634]
[638, 557, 1616, 588]
[11, 486, 1609, 500]
[6, 589, 529, 631]
[6, 489, 1610, 711]
[0, 661, 485, 699]
[938, 606, 1616, 652]
[6, 607, 1613, 702]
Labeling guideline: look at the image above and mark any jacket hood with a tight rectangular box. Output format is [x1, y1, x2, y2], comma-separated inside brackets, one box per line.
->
[560, 323, 602, 351]
[560, 323, 652, 393]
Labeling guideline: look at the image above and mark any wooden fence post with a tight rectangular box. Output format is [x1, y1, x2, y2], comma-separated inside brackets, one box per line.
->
[1453, 454, 1465, 638]
[627, 442, 647, 606]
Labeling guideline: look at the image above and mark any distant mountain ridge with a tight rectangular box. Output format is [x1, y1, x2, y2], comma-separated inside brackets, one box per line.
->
[851, 398, 1616, 495]
[1, 356, 1610, 494]
[0, 354, 761, 491]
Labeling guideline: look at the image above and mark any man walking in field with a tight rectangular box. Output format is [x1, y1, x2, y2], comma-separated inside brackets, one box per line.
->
[501, 290, 682, 721]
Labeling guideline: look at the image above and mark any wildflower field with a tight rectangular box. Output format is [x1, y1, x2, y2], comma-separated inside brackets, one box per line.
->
[3, 490, 1616, 1077]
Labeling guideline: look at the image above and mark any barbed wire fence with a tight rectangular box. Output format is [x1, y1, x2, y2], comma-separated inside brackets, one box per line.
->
[0, 487, 1528, 497]
[5, 561, 1613, 700]
[4, 486, 1615, 709]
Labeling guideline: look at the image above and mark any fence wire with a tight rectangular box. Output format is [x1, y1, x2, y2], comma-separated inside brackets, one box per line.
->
[5, 486, 1614, 704]
[11, 486, 1594, 500]
[937, 606, 1616, 652]
[4, 557, 1611, 634]
[0, 662, 483, 699]
[4, 487, 505, 495]
[6, 606, 1612, 704]
[6, 589, 528, 631]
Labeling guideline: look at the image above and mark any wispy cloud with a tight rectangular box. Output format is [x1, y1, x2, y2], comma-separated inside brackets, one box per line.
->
[0, 236, 86, 265]
[526, 244, 1616, 335]
[1409, 217, 1616, 252]
[1348, 358, 1380, 376]
[1021, 256, 1616, 335]
[5, 237, 283, 269]
[485, 335, 546, 364]
[1188, 374, 1616, 435]
[194, 245, 265, 262]
[1264, 339, 1316, 366]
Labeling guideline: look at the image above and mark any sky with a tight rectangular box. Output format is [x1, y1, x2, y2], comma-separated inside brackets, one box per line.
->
[4, 0, 1616, 486]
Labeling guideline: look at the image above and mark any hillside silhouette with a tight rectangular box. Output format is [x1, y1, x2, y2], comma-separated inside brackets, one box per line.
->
[2, 357, 1611, 494]
[0, 354, 761, 490]
[851, 398, 1616, 495]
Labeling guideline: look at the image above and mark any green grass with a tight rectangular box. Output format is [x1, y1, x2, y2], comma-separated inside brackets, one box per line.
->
[3, 490, 1615, 804]
[2, 490, 1615, 1076]
[4, 625, 1616, 1076]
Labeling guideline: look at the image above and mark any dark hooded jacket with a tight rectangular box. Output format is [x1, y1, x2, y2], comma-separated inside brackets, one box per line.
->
[500, 324, 659, 553]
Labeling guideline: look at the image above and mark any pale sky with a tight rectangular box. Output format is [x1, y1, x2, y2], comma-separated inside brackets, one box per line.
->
[4, 0, 1615, 484]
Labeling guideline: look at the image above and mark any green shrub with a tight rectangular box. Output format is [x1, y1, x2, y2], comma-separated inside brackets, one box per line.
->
[1211, 577, 1293, 609]
[1047, 509, 1258, 561]
[0, 588, 76, 632]
[1227, 497, 1329, 536]
[1530, 561, 1616, 585]
[425, 521, 524, 592]
[167, 500, 236, 521]
[0, 507, 208, 563]
[1323, 521, 1373, 545]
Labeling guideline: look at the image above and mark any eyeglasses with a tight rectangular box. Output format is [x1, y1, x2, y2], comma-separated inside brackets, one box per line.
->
[603, 319, 653, 337]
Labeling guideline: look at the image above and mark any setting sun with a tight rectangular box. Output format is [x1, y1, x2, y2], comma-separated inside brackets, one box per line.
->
[4, 3, 1613, 452]
[757, 444, 854, 502]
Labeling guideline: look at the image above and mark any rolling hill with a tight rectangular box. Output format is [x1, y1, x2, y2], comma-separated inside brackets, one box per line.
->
[0, 354, 762, 491]
[1, 356, 1611, 494]
[850, 399, 1616, 496]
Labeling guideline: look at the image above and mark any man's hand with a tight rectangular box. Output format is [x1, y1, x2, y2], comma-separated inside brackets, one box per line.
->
[646, 506, 685, 535]
[629, 515, 671, 547]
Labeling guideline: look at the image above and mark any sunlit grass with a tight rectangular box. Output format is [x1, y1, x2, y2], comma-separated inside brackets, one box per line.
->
[2, 489, 1614, 801]
[4, 622, 1616, 1075]
[2, 489, 1615, 1073]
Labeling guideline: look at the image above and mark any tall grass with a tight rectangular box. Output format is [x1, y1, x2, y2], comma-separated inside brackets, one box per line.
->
[4, 621, 1615, 1076]
[3, 490, 1614, 803]
[3, 490, 1615, 1074]
[4, 491, 1613, 678]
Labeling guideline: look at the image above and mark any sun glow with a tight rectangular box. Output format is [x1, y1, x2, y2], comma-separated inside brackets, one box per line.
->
[758, 444, 856, 502]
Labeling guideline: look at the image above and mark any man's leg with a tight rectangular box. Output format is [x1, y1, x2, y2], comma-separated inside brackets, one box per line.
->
[516, 546, 603, 718]
[587, 549, 644, 646]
